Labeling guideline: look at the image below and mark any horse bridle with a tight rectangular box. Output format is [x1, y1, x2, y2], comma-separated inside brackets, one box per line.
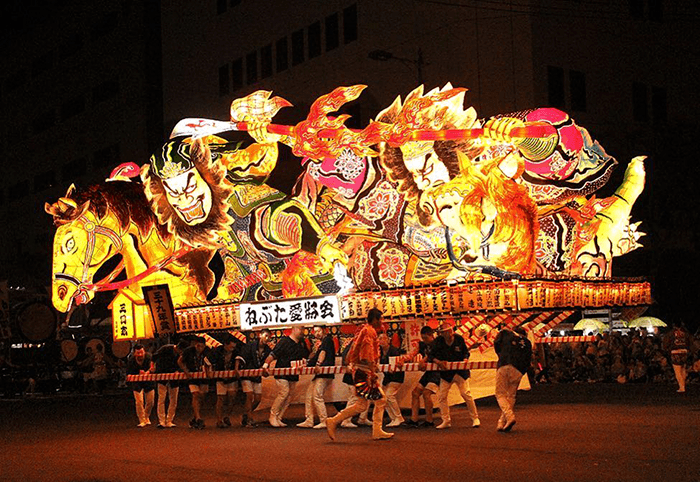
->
[64, 215, 190, 307]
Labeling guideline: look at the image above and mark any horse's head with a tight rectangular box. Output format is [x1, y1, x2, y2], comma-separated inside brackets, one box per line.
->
[46, 185, 125, 312]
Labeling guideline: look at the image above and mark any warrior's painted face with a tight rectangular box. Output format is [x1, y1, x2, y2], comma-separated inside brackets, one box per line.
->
[161, 168, 213, 225]
[403, 147, 451, 192]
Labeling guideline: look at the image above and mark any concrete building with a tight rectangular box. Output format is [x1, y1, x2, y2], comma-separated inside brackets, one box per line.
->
[0, 1, 162, 287]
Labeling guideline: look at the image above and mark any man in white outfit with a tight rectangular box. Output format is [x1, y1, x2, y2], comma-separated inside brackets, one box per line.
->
[430, 320, 480, 429]
[379, 333, 405, 427]
[152, 341, 188, 428]
[263, 326, 307, 427]
[298, 326, 336, 429]
[126, 344, 155, 428]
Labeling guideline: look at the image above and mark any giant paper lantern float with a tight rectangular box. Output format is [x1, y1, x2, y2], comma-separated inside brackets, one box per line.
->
[46, 84, 651, 341]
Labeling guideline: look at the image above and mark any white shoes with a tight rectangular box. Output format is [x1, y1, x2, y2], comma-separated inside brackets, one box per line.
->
[269, 415, 285, 427]
[340, 420, 357, 428]
[497, 419, 506, 431]
[165, 421, 176, 428]
[296, 419, 315, 428]
[357, 418, 372, 426]
[472, 418, 481, 428]
[313, 421, 327, 429]
[372, 428, 394, 440]
[387, 418, 404, 427]
[503, 417, 516, 432]
[436, 420, 451, 429]
[137, 421, 148, 428]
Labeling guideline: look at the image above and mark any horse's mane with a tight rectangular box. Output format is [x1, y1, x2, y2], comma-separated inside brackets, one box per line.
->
[56, 181, 170, 242]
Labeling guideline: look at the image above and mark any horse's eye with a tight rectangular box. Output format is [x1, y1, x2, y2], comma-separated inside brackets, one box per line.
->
[64, 237, 76, 253]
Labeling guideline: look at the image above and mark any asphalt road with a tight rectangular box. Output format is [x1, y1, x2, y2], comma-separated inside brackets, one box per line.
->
[0, 384, 698, 482]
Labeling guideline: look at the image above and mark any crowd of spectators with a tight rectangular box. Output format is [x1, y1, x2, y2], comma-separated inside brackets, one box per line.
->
[533, 329, 700, 385]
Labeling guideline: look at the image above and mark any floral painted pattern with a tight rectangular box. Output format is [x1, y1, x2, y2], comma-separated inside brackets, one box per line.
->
[377, 246, 409, 287]
[334, 148, 365, 181]
[359, 181, 400, 221]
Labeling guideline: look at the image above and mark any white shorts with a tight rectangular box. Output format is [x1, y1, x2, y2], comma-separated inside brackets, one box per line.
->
[216, 381, 238, 396]
[188, 383, 209, 394]
[240, 380, 262, 395]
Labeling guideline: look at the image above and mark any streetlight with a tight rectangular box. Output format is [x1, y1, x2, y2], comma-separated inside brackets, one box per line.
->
[368, 49, 424, 85]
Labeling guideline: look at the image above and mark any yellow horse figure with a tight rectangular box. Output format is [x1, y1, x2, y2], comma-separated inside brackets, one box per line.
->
[45, 181, 202, 318]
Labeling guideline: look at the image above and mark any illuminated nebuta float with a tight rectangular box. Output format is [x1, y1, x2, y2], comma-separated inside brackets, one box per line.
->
[47, 84, 651, 345]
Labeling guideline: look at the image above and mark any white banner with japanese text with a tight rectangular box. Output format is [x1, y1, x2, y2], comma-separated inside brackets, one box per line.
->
[239, 295, 341, 330]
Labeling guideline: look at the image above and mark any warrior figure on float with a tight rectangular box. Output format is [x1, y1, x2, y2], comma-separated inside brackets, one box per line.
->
[46, 83, 645, 316]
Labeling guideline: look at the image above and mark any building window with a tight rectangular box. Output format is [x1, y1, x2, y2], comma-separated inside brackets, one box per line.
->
[5, 70, 27, 93]
[569, 70, 586, 112]
[648, 0, 663, 22]
[232, 58, 243, 90]
[652, 86, 667, 124]
[9, 181, 28, 201]
[31, 51, 54, 78]
[9, 180, 29, 201]
[326, 13, 339, 51]
[308, 22, 321, 59]
[276, 37, 289, 72]
[60, 95, 86, 120]
[292, 29, 304, 66]
[93, 144, 121, 169]
[629, 0, 644, 18]
[32, 109, 56, 134]
[343, 4, 358, 44]
[59, 34, 83, 60]
[547, 66, 565, 108]
[246, 51, 258, 84]
[34, 171, 56, 192]
[632, 82, 648, 122]
[261, 44, 273, 79]
[219, 64, 230, 96]
[62, 158, 87, 180]
[93, 79, 120, 104]
[90, 12, 119, 40]
[217, 0, 227, 14]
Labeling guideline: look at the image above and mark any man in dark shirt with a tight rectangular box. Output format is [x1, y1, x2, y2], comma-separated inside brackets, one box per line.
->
[406, 325, 440, 427]
[494, 325, 532, 432]
[153, 340, 188, 428]
[178, 336, 210, 429]
[207, 334, 244, 428]
[126, 344, 154, 427]
[263, 326, 308, 427]
[239, 329, 272, 427]
[298, 325, 336, 429]
[431, 320, 480, 429]
[379, 333, 405, 427]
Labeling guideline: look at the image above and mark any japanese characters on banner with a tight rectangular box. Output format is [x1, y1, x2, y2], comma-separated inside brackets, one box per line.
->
[175, 305, 238, 333]
[240, 295, 341, 330]
[142, 285, 175, 335]
[404, 319, 423, 354]
[338, 280, 652, 322]
[112, 293, 136, 341]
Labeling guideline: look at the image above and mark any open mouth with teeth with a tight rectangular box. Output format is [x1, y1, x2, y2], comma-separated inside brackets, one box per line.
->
[178, 198, 206, 223]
